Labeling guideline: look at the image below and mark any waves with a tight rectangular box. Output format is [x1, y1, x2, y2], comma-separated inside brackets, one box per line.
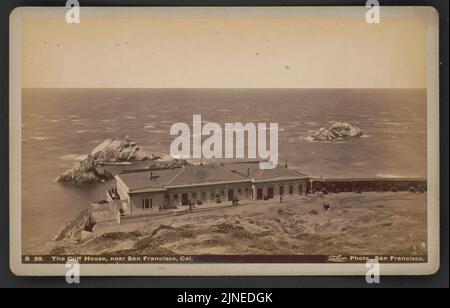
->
[29, 136, 54, 141]
[59, 154, 88, 161]
[376, 173, 419, 178]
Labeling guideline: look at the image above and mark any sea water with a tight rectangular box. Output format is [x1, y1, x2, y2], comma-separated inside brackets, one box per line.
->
[21, 88, 427, 251]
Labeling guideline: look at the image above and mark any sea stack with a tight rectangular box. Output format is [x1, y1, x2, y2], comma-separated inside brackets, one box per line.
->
[310, 122, 363, 142]
[56, 134, 188, 184]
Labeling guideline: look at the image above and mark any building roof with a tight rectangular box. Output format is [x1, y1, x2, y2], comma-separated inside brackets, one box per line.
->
[117, 164, 251, 193]
[223, 161, 308, 182]
[117, 161, 309, 193]
[116, 171, 167, 193]
[161, 164, 248, 187]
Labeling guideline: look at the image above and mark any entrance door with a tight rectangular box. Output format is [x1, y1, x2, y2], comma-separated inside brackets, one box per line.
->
[267, 187, 274, 199]
[181, 193, 189, 205]
[164, 194, 170, 209]
[256, 188, 263, 200]
[228, 189, 234, 201]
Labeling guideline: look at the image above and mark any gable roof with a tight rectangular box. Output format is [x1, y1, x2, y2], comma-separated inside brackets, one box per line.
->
[117, 164, 250, 193]
[162, 164, 248, 187]
[253, 166, 308, 182]
[117, 161, 308, 193]
[223, 161, 308, 182]
[116, 171, 167, 193]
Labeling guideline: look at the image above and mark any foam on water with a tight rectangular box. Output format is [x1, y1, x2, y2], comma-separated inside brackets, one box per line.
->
[20, 88, 427, 250]
[59, 154, 88, 161]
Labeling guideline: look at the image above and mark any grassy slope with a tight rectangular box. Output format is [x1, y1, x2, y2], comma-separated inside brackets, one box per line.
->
[36, 192, 427, 256]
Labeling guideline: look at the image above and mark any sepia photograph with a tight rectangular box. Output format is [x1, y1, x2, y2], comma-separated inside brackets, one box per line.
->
[9, 6, 440, 276]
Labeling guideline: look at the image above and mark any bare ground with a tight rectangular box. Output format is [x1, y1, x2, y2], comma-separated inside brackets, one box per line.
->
[31, 192, 427, 256]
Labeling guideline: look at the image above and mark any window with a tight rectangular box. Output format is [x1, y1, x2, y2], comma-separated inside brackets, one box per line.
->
[192, 192, 197, 199]
[201, 191, 207, 201]
[210, 192, 215, 200]
[289, 185, 294, 195]
[221, 190, 225, 197]
[279, 186, 284, 196]
[238, 188, 242, 194]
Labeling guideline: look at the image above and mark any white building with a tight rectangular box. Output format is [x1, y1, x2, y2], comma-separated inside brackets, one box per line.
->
[111, 161, 309, 215]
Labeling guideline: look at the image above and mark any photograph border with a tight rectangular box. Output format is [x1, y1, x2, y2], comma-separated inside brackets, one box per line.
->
[9, 6, 440, 276]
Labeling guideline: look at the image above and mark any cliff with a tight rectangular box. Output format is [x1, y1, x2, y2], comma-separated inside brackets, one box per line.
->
[45, 192, 427, 256]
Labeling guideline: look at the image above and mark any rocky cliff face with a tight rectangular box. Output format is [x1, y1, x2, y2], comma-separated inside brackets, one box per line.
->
[55, 157, 114, 184]
[44, 192, 426, 257]
[310, 122, 363, 142]
[56, 135, 187, 184]
[90, 137, 157, 162]
[53, 209, 90, 242]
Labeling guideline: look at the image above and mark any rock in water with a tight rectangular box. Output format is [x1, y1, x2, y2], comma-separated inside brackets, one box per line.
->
[56, 135, 188, 184]
[90, 135, 156, 162]
[310, 122, 363, 142]
[55, 157, 114, 184]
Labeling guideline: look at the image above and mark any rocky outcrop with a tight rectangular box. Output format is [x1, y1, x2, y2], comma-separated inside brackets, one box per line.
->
[56, 135, 188, 184]
[44, 192, 427, 256]
[55, 157, 114, 184]
[310, 122, 363, 142]
[141, 158, 189, 170]
[90, 135, 157, 162]
[53, 209, 91, 242]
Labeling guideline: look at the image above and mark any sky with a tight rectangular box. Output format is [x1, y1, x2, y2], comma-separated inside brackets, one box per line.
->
[22, 17, 427, 88]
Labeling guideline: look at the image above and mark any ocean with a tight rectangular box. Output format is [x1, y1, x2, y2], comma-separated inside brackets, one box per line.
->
[21, 88, 427, 252]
